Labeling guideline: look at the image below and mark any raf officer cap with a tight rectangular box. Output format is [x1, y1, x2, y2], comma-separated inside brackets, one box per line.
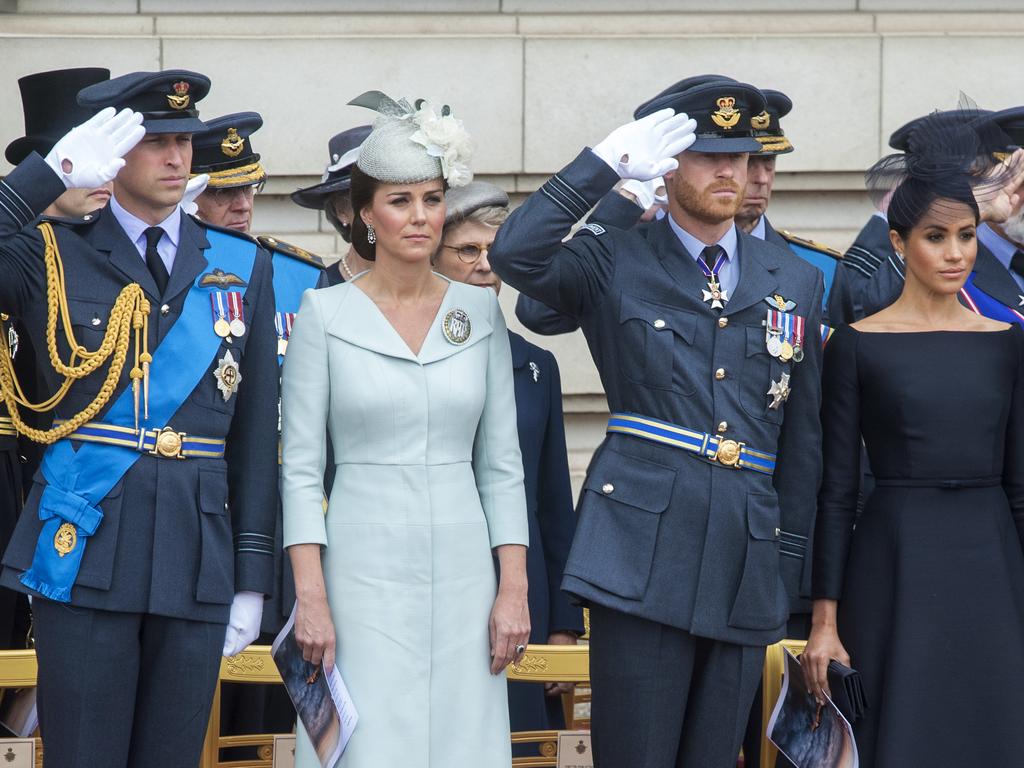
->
[78, 69, 210, 134]
[190, 112, 266, 189]
[633, 74, 737, 120]
[987, 106, 1024, 151]
[753, 89, 795, 156]
[6, 67, 111, 165]
[639, 80, 766, 154]
[291, 125, 373, 210]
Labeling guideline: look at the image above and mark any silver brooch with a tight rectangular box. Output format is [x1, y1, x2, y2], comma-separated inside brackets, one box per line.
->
[529, 361, 540, 382]
[442, 308, 472, 345]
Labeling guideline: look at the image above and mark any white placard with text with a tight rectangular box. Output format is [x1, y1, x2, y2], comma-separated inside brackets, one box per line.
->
[273, 734, 296, 768]
[0, 738, 34, 767]
[557, 730, 594, 768]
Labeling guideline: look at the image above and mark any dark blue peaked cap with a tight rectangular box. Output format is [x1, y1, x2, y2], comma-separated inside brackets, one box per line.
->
[78, 69, 210, 134]
[638, 80, 766, 154]
[633, 74, 737, 120]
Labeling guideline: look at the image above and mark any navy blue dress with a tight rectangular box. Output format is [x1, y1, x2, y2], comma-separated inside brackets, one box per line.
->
[506, 331, 585, 735]
[813, 325, 1024, 767]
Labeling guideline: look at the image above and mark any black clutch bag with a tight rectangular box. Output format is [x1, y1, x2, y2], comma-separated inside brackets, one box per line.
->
[827, 660, 867, 723]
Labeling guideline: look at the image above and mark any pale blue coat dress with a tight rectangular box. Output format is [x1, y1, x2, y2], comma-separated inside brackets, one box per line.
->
[281, 274, 529, 767]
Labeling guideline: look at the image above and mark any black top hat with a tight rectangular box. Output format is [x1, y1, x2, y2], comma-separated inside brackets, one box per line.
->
[633, 74, 737, 120]
[190, 112, 266, 189]
[753, 89, 795, 156]
[640, 80, 766, 154]
[5, 67, 111, 165]
[291, 125, 373, 210]
[77, 69, 210, 135]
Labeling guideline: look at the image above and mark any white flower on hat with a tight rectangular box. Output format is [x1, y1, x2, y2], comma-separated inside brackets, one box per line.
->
[409, 101, 474, 188]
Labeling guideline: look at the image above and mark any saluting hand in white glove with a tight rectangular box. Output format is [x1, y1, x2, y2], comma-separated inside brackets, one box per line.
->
[222, 590, 265, 657]
[181, 174, 210, 216]
[44, 107, 145, 190]
[620, 177, 668, 211]
[591, 109, 697, 181]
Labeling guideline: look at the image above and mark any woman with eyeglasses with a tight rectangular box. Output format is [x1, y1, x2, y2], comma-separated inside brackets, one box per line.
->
[433, 181, 584, 746]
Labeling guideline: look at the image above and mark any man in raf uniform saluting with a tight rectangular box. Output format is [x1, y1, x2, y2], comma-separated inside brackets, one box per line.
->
[489, 80, 823, 767]
[0, 70, 278, 768]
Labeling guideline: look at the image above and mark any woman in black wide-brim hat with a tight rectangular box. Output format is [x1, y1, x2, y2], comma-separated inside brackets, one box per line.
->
[291, 125, 372, 285]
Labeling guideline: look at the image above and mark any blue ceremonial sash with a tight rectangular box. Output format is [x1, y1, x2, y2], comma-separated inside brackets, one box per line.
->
[959, 274, 1024, 327]
[21, 230, 257, 602]
[271, 252, 321, 366]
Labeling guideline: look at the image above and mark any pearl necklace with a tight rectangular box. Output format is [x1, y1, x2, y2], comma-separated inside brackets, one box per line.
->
[340, 254, 356, 281]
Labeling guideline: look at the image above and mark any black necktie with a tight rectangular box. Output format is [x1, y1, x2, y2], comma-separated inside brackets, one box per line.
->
[1010, 250, 1024, 281]
[700, 244, 724, 272]
[143, 226, 169, 296]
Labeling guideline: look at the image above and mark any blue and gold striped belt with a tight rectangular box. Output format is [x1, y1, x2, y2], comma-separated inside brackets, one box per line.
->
[606, 412, 776, 475]
[56, 420, 225, 460]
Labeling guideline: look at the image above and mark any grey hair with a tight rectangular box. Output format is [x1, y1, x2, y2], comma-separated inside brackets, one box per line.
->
[448, 204, 509, 229]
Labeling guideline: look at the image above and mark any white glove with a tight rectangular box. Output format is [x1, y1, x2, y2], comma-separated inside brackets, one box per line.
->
[222, 590, 264, 657]
[591, 109, 697, 181]
[44, 107, 145, 190]
[181, 174, 210, 216]
[620, 177, 667, 210]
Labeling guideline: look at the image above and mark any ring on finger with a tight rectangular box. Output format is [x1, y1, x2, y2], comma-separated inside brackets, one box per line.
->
[515, 644, 526, 655]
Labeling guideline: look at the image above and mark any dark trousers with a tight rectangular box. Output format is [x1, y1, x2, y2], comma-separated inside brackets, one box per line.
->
[33, 599, 225, 768]
[589, 604, 763, 768]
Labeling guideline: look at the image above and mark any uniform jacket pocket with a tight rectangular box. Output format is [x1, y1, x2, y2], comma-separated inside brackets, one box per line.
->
[565, 449, 675, 600]
[728, 492, 788, 631]
[616, 294, 698, 394]
[740, 326, 790, 424]
[196, 466, 234, 604]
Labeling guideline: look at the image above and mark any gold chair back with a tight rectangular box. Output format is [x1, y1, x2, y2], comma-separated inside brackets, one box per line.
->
[0, 649, 42, 767]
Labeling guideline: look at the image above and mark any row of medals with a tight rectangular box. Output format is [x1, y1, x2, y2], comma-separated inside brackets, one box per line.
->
[766, 328, 804, 363]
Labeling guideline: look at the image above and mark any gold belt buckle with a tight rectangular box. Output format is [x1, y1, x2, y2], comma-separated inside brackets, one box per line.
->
[149, 426, 187, 459]
[714, 438, 744, 468]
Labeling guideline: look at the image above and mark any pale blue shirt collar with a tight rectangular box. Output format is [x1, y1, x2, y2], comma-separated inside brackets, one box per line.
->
[666, 213, 740, 296]
[978, 223, 1024, 290]
[750, 216, 767, 241]
[108, 193, 182, 272]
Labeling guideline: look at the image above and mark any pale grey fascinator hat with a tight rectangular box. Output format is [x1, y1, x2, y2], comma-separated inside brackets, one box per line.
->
[349, 90, 474, 188]
[444, 181, 509, 225]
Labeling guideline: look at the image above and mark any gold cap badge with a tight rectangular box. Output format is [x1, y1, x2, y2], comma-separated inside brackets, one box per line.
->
[221, 127, 245, 158]
[711, 96, 740, 130]
[751, 111, 771, 130]
[168, 81, 191, 111]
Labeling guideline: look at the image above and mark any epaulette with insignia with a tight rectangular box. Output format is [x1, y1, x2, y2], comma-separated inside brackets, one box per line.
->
[39, 210, 101, 227]
[190, 216, 260, 245]
[778, 229, 842, 260]
[257, 235, 326, 269]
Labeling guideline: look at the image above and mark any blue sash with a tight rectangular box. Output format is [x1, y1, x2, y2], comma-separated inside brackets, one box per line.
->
[21, 230, 257, 602]
[960, 274, 1024, 327]
[271, 252, 321, 366]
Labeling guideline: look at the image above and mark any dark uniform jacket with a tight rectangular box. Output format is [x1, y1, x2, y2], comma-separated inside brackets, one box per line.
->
[860, 235, 1021, 320]
[829, 215, 895, 326]
[0, 154, 278, 624]
[490, 150, 824, 646]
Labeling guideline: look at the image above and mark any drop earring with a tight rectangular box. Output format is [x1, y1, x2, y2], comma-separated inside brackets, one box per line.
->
[366, 223, 376, 244]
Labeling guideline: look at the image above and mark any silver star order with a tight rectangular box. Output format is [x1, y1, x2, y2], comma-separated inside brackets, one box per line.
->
[767, 372, 791, 410]
[214, 349, 242, 402]
[702, 280, 730, 310]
